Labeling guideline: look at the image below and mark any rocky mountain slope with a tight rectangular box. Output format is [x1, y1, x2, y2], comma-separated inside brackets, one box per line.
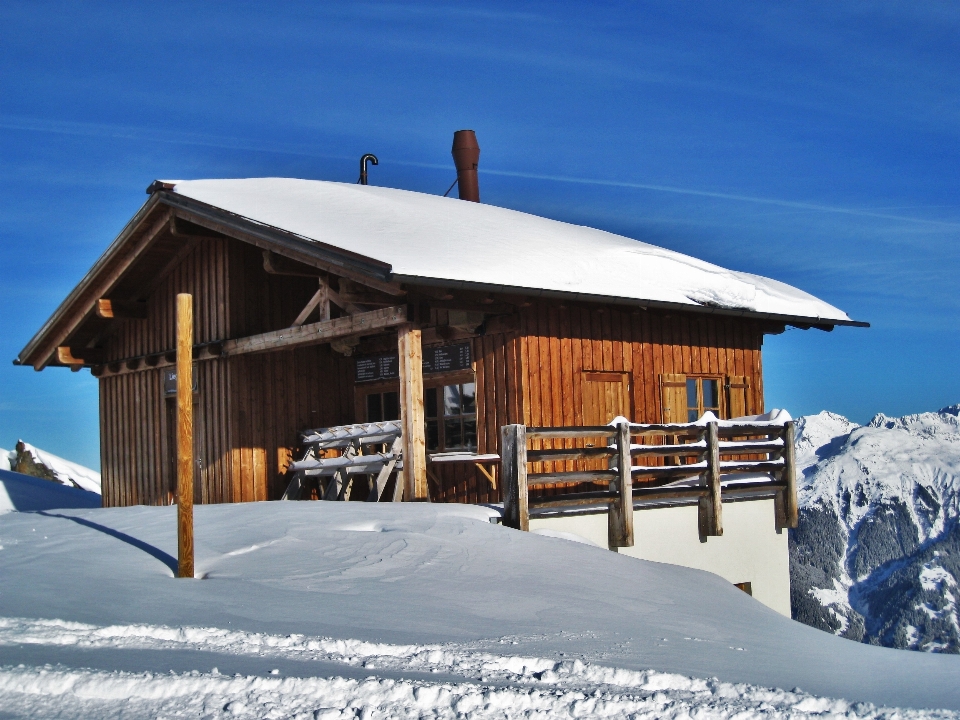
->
[790, 406, 960, 652]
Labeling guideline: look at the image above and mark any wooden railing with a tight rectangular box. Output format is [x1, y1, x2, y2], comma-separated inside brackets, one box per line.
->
[500, 418, 798, 548]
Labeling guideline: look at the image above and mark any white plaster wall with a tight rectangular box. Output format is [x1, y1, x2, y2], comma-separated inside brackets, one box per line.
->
[529, 499, 791, 617]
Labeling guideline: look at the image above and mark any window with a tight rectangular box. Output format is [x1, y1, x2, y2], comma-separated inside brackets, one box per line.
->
[366, 391, 399, 422]
[425, 382, 477, 451]
[685, 377, 721, 421]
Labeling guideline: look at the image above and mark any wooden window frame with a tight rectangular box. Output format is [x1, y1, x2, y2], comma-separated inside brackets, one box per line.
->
[423, 369, 477, 453]
[354, 380, 402, 424]
[355, 369, 477, 452]
[685, 375, 723, 421]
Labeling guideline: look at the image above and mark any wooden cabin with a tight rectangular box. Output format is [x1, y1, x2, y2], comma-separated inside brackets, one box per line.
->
[17, 176, 865, 511]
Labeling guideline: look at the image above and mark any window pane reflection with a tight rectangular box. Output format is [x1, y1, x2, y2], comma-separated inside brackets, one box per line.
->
[461, 383, 476, 413]
[423, 382, 478, 452]
[703, 379, 719, 409]
[443, 385, 461, 416]
[463, 418, 477, 450]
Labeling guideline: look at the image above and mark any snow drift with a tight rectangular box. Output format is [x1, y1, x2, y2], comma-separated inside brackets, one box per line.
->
[1, 498, 958, 717]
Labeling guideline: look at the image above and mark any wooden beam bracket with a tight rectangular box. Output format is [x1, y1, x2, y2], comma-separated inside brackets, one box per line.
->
[96, 298, 147, 320]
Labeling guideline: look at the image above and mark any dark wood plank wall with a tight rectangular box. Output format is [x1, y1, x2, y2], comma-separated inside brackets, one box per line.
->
[226, 241, 355, 501]
[100, 236, 354, 507]
[100, 237, 232, 507]
[227, 346, 354, 502]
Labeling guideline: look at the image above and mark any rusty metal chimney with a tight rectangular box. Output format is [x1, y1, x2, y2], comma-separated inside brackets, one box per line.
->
[451, 130, 480, 202]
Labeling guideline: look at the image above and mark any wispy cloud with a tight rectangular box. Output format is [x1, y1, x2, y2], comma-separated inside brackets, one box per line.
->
[0, 114, 356, 163]
[478, 168, 960, 229]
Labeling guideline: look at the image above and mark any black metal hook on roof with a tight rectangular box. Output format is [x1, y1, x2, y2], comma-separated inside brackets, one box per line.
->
[358, 154, 379, 185]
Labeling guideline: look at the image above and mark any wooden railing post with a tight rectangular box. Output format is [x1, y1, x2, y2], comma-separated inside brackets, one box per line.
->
[500, 424, 528, 531]
[783, 421, 799, 528]
[698, 421, 723, 538]
[176, 293, 195, 579]
[608, 421, 634, 549]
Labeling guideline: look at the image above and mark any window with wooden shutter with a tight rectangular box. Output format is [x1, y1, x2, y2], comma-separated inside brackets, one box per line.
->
[726, 375, 750, 419]
[581, 371, 631, 464]
[660, 373, 687, 424]
[582, 371, 630, 425]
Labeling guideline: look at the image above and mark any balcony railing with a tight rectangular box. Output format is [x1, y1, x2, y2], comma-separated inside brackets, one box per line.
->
[500, 414, 797, 548]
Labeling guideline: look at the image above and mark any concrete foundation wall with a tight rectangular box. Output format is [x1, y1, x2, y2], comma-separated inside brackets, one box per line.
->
[529, 498, 791, 617]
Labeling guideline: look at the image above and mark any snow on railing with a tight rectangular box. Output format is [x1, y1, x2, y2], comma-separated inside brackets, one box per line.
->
[500, 414, 798, 549]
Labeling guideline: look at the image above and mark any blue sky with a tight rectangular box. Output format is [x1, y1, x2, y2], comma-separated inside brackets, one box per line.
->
[1, 1, 958, 469]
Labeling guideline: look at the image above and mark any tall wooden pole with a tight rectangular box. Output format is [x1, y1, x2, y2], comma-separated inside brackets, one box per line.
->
[176, 293, 195, 578]
[397, 324, 427, 500]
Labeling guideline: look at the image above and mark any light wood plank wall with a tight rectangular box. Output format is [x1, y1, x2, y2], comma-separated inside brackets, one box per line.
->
[434, 303, 766, 505]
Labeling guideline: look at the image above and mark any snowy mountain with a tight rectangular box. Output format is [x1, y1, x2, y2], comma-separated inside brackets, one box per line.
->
[790, 406, 960, 653]
[8, 440, 101, 494]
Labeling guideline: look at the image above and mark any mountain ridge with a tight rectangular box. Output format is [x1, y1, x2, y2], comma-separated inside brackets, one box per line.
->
[790, 405, 960, 652]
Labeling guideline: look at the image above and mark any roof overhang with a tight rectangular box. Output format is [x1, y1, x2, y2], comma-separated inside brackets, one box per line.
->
[16, 185, 869, 370]
[390, 273, 870, 331]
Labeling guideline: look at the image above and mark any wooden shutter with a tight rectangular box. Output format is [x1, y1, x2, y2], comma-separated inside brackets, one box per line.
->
[582, 371, 630, 425]
[726, 375, 750, 419]
[660, 373, 687, 424]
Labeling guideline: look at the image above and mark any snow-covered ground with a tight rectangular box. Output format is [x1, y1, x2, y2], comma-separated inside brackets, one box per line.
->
[791, 406, 960, 651]
[1, 498, 958, 718]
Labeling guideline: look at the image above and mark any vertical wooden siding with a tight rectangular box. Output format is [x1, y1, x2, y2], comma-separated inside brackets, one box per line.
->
[431, 330, 523, 505]
[430, 303, 765, 505]
[517, 304, 764, 428]
[98, 234, 766, 509]
[100, 236, 353, 507]
[100, 237, 232, 507]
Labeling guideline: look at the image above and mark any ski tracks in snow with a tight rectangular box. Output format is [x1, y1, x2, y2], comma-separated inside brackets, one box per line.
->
[0, 617, 956, 719]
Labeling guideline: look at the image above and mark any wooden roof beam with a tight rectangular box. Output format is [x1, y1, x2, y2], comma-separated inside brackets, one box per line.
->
[221, 305, 409, 357]
[57, 346, 106, 366]
[169, 204, 405, 297]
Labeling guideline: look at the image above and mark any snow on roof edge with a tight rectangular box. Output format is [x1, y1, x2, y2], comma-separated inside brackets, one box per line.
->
[159, 177, 857, 324]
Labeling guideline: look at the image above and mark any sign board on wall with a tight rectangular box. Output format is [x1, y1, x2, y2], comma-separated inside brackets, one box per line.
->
[354, 342, 472, 383]
[163, 366, 200, 396]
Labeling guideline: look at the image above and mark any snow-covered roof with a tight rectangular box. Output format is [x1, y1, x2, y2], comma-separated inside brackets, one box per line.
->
[167, 178, 856, 324]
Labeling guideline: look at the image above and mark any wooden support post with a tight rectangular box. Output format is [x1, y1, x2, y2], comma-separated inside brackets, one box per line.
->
[701, 421, 723, 537]
[398, 324, 427, 500]
[291, 278, 331, 326]
[501, 424, 529, 531]
[608, 421, 635, 549]
[783, 421, 799, 528]
[176, 293, 195, 579]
